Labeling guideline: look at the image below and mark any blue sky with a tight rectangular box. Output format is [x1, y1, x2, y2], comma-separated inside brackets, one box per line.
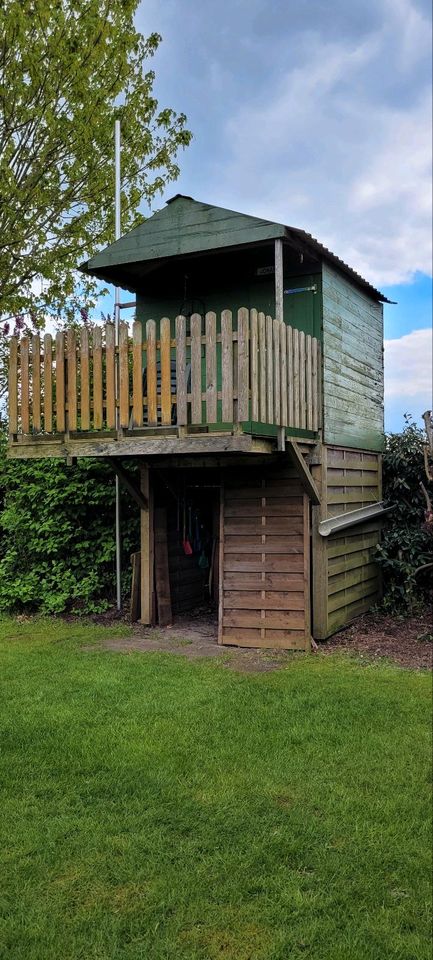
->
[104, 0, 432, 432]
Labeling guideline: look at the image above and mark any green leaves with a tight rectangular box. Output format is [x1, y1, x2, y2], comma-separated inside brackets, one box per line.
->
[0, 0, 192, 317]
[0, 433, 140, 613]
[377, 416, 432, 613]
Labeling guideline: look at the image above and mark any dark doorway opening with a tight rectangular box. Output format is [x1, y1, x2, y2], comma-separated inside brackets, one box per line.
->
[153, 469, 220, 628]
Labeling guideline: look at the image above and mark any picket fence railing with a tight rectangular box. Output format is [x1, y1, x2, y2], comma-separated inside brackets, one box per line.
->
[8, 308, 321, 437]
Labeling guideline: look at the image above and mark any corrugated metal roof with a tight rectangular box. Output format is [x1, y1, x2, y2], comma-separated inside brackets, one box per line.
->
[286, 225, 392, 303]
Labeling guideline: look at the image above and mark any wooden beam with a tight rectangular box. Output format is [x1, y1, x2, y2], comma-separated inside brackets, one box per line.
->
[286, 440, 321, 504]
[106, 457, 149, 510]
[8, 433, 276, 459]
[140, 465, 154, 626]
[274, 238, 285, 451]
[310, 443, 328, 640]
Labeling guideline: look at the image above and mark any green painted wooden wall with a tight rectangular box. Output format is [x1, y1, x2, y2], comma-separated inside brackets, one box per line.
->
[322, 263, 384, 452]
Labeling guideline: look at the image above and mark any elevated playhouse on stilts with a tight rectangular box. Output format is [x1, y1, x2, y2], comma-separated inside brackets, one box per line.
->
[7, 196, 391, 648]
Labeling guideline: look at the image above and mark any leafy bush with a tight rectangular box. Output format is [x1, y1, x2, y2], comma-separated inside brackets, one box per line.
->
[376, 416, 432, 613]
[0, 430, 139, 614]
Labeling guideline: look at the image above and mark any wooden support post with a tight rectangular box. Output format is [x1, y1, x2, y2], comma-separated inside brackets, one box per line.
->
[140, 464, 154, 625]
[311, 443, 328, 639]
[274, 238, 285, 450]
[130, 551, 141, 622]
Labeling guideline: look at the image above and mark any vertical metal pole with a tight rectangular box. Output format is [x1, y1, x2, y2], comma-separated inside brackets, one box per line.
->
[275, 238, 286, 451]
[114, 119, 122, 610]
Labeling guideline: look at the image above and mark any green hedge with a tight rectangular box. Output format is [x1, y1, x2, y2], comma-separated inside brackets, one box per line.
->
[376, 417, 432, 613]
[0, 431, 140, 614]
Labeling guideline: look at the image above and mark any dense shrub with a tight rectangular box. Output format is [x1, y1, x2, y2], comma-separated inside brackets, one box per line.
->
[377, 416, 432, 613]
[0, 430, 140, 614]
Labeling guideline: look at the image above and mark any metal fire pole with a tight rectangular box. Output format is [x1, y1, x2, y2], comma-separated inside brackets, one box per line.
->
[114, 119, 122, 610]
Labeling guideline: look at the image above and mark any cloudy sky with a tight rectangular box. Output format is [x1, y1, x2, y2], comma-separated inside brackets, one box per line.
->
[133, 0, 432, 430]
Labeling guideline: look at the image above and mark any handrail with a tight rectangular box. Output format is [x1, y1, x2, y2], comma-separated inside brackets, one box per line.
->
[8, 308, 321, 437]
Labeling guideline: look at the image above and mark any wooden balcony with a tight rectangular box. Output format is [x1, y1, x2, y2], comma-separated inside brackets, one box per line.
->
[8, 308, 321, 459]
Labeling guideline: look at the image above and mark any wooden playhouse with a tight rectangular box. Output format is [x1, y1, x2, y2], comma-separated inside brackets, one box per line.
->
[7, 196, 391, 648]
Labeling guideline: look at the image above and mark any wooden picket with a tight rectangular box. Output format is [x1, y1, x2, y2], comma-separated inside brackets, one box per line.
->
[9, 310, 321, 440]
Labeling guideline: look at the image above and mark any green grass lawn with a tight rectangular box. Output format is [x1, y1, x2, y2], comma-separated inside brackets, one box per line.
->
[0, 618, 431, 960]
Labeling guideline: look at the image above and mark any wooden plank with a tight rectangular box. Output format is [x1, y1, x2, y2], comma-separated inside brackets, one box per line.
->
[20, 338, 30, 434]
[190, 313, 202, 424]
[225, 485, 302, 499]
[328, 577, 379, 614]
[224, 500, 303, 517]
[92, 326, 103, 430]
[287, 324, 294, 427]
[130, 551, 141, 621]
[160, 317, 171, 425]
[280, 321, 287, 427]
[31, 335, 41, 432]
[218, 482, 224, 645]
[175, 315, 187, 426]
[311, 337, 318, 432]
[8, 337, 18, 434]
[80, 328, 90, 431]
[258, 312, 266, 423]
[299, 330, 306, 430]
[310, 444, 328, 640]
[273, 318, 281, 425]
[223, 610, 305, 630]
[306, 334, 313, 431]
[222, 555, 304, 573]
[55, 332, 65, 433]
[221, 309, 234, 423]
[43, 334, 53, 433]
[118, 322, 129, 429]
[221, 627, 307, 649]
[131, 320, 143, 428]
[224, 539, 303, 554]
[286, 440, 320, 504]
[105, 322, 116, 430]
[293, 327, 300, 428]
[327, 458, 379, 472]
[327, 490, 378, 504]
[303, 493, 311, 646]
[154, 507, 172, 625]
[67, 329, 77, 431]
[266, 314, 273, 423]
[140, 465, 154, 626]
[223, 572, 304, 591]
[328, 563, 378, 595]
[274, 238, 284, 320]
[224, 591, 305, 610]
[237, 307, 249, 422]
[224, 517, 304, 535]
[205, 311, 217, 423]
[327, 475, 380, 488]
[146, 319, 157, 426]
[250, 308, 259, 422]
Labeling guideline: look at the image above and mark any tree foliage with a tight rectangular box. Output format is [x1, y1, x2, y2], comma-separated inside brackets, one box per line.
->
[0, 0, 191, 319]
[376, 416, 432, 613]
[0, 431, 140, 613]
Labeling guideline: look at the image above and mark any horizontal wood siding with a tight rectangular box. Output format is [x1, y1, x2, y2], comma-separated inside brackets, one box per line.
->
[220, 466, 310, 650]
[322, 264, 384, 451]
[312, 445, 382, 639]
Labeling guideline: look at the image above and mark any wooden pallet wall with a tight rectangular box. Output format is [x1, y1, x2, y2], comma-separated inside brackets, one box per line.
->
[219, 466, 310, 650]
[312, 445, 382, 638]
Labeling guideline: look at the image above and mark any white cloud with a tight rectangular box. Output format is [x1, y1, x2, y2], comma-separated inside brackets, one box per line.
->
[384, 328, 432, 403]
[215, 1, 432, 287]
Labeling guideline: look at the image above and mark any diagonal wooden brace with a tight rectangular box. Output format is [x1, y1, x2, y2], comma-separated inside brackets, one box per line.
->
[106, 457, 149, 511]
